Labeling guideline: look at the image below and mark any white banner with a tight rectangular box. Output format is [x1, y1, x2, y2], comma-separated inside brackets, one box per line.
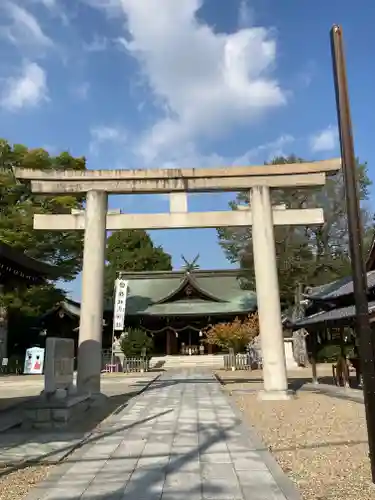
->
[113, 279, 128, 331]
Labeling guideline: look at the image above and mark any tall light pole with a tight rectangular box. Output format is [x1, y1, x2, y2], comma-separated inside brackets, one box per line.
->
[330, 25, 375, 482]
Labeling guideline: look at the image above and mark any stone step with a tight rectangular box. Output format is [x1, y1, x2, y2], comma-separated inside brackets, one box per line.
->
[151, 355, 225, 370]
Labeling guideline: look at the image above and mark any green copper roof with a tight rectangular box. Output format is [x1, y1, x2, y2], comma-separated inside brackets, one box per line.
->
[56, 270, 257, 318]
[119, 269, 256, 316]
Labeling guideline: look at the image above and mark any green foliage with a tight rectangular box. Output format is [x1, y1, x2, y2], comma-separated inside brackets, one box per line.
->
[1, 283, 65, 317]
[0, 138, 85, 280]
[104, 229, 172, 298]
[120, 328, 153, 358]
[218, 154, 374, 305]
[316, 343, 357, 363]
[0, 138, 86, 323]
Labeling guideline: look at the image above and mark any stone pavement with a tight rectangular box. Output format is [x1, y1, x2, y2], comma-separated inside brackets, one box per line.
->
[26, 370, 300, 500]
[0, 373, 158, 464]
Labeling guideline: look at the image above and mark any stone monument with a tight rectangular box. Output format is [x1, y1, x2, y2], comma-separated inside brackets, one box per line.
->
[23, 338, 91, 429]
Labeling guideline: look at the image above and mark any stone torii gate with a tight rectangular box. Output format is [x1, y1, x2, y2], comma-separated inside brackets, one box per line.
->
[14, 158, 340, 399]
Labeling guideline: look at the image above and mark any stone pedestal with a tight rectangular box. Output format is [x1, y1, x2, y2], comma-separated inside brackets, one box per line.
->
[23, 393, 91, 430]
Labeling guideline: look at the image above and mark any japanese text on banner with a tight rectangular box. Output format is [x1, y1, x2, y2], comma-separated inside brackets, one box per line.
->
[113, 279, 128, 331]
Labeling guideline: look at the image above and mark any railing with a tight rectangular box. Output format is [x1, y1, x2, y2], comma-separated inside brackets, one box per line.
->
[123, 358, 149, 373]
[223, 350, 263, 371]
[223, 353, 250, 371]
[101, 349, 149, 373]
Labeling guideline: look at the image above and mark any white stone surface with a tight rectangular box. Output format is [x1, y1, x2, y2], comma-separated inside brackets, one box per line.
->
[44, 337, 74, 395]
[77, 190, 108, 394]
[251, 185, 289, 398]
[284, 339, 299, 369]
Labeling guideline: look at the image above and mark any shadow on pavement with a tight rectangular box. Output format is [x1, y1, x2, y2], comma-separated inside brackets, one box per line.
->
[27, 422, 249, 500]
[0, 376, 162, 474]
[0, 408, 174, 479]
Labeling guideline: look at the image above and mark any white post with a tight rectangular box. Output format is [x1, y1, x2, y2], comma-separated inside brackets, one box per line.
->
[251, 186, 292, 400]
[77, 190, 107, 394]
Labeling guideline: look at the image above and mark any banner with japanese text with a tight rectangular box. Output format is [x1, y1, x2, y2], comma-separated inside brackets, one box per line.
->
[113, 279, 129, 331]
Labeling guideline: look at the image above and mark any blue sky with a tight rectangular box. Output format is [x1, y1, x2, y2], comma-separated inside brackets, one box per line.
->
[1, 0, 374, 301]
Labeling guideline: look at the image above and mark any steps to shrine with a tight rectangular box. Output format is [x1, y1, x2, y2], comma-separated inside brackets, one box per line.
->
[150, 354, 224, 370]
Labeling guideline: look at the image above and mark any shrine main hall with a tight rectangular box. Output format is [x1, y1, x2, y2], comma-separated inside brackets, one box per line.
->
[44, 269, 257, 355]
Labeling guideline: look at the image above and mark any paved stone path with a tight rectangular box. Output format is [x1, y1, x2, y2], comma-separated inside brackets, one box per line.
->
[0, 373, 157, 463]
[27, 370, 300, 500]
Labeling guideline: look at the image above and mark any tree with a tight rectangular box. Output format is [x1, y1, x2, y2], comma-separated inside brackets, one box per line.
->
[0, 139, 86, 317]
[218, 155, 373, 305]
[104, 229, 172, 298]
[204, 314, 259, 353]
[120, 328, 153, 358]
[0, 139, 85, 280]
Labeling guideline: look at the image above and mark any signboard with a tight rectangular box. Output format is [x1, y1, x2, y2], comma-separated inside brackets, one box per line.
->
[113, 279, 128, 331]
[24, 347, 45, 375]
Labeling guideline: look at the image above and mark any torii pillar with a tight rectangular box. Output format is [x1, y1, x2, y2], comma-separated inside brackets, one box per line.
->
[77, 190, 108, 394]
[252, 186, 291, 399]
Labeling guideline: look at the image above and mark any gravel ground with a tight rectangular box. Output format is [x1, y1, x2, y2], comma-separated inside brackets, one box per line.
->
[218, 369, 375, 500]
[0, 465, 51, 500]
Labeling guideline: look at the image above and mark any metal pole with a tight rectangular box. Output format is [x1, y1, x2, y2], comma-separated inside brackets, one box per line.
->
[330, 24, 375, 482]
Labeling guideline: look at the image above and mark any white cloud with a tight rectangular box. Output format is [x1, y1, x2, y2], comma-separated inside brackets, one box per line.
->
[310, 125, 338, 153]
[232, 134, 295, 165]
[86, 0, 287, 164]
[0, 2, 53, 48]
[89, 125, 128, 154]
[0, 61, 48, 111]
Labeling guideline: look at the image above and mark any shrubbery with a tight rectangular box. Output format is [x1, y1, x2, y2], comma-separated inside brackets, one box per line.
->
[204, 314, 259, 353]
[120, 328, 153, 358]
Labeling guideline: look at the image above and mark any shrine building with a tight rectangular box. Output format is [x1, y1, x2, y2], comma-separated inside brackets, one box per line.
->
[43, 269, 257, 355]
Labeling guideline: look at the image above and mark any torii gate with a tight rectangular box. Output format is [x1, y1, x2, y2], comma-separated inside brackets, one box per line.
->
[13, 158, 341, 399]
